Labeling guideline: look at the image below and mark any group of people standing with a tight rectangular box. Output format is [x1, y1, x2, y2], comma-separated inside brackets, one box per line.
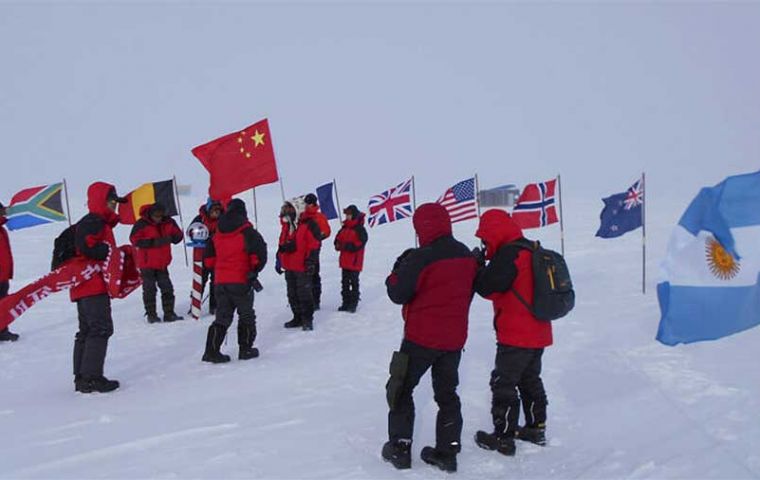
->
[381, 203, 553, 473]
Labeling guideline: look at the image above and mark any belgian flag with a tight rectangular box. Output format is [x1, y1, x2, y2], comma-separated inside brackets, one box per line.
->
[119, 179, 178, 225]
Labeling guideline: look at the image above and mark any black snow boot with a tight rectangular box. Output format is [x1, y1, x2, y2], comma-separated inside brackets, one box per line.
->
[76, 376, 120, 394]
[0, 327, 19, 342]
[164, 312, 184, 322]
[202, 324, 231, 364]
[301, 317, 314, 331]
[238, 324, 259, 360]
[162, 295, 183, 322]
[475, 430, 516, 456]
[382, 440, 411, 470]
[516, 424, 547, 446]
[420, 446, 457, 473]
[145, 303, 161, 323]
[283, 317, 302, 329]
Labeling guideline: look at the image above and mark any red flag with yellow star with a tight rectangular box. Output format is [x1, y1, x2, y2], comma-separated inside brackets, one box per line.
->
[192, 118, 279, 200]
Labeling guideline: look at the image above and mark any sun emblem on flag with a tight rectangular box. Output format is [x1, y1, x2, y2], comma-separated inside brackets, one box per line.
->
[705, 237, 740, 280]
[237, 129, 266, 159]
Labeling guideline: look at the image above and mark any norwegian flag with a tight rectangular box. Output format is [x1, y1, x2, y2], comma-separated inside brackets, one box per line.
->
[512, 178, 559, 229]
[437, 178, 478, 223]
[367, 178, 414, 228]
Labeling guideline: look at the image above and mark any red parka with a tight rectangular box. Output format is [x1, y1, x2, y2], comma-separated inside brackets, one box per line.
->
[385, 203, 478, 351]
[69, 182, 120, 302]
[475, 209, 552, 348]
[129, 205, 183, 270]
[334, 212, 368, 272]
[278, 210, 322, 273]
[0, 217, 13, 282]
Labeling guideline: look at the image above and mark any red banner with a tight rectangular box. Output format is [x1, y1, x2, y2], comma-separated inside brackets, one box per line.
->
[0, 245, 141, 330]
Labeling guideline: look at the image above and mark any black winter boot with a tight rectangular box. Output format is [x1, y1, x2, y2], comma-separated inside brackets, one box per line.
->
[420, 446, 457, 473]
[283, 317, 302, 328]
[475, 430, 516, 456]
[76, 376, 120, 393]
[162, 294, 183, 322]
[516, 424, 547, 446]
[145, 302, 160, 323]
[238, 324, 259, 360]
[202, 324, 231, 364]
[301, 317, 313, 331]
[382, 440, 411, 470]
[164, 312, 184, 322]
[0, 327, 19, 342]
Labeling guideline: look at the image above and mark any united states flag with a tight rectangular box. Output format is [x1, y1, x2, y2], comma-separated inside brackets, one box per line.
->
[437, 178, 478, 223]
[367, 178, 414, 228]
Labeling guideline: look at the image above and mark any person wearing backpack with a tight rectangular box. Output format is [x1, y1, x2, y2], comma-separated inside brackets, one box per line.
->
[70, 182, 127, 394]
[333, 205, 367, 313]
[130, 203, 184, 323]
[0, 202, 19, 342]
[473, 209, 552, 456]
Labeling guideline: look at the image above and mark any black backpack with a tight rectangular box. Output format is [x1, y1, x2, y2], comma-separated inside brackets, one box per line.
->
[51, 224, 77, 271]
[510, 239, 575, 321]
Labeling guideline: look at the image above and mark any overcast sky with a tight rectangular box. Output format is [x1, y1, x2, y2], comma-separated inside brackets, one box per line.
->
[1, 1, 759, 213]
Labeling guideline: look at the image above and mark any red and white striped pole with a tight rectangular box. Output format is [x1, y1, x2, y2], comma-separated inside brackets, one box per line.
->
[190, 247, 203, 320]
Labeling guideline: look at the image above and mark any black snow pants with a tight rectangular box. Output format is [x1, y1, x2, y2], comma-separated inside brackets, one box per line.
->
[73, 294, 114, 379]
[340, 269, 360, 307]
[285, 270, 314, 323]
[141, 268, 175, 316]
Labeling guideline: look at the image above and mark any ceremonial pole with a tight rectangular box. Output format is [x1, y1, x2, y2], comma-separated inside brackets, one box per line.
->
[474, 173, 482, 218]
[642, 171, 647, 294]
[412, 176, 418, 248]
[172, 175, 189, 267]
[252, 187, 259, 226]
[333, 178, 342, 218]
[557, 173, 566, 256]
[62, 178, 73, 226]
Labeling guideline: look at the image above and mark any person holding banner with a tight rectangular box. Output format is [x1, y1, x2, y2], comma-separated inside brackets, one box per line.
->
[71, 182, 127, 394]
[334, 205, 368, 313]
[0, 202, 19, 342]
[130, 203, 184, 323]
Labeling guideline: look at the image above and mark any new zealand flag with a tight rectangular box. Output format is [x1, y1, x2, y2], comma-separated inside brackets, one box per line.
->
[596, 179, 644, 238]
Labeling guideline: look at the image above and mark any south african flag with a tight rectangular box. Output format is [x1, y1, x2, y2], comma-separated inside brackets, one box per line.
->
[6, 183, 67, 231]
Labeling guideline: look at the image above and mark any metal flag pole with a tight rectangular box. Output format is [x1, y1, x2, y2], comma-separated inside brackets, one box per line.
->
[412, 175, 418, 248]
[333, 178, 342, 219]
[642, 171, 647, 294]
[172, 175, 189, 267]
[474, 173, 482, 218]
[62, 178, 73, 226]
[557, 173, 566, 256]
[252, 187, 259, 226]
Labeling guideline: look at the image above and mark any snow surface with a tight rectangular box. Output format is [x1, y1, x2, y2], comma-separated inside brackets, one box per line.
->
[1, 193, 759, 480]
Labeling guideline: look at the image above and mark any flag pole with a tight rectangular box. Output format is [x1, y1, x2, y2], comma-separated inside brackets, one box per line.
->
[62, 178, 73, 226]
[557, 173, 565, 256]
[252, 187, 259, 226]
[172, 175, 189, 267]
[412, 175, 418, 248]
[333, 178, 342, 218]
[642, 171, 647, 294]
[474, 173, 482, 218]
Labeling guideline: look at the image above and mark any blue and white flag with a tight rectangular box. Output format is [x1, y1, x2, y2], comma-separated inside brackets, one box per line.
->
[316, 182, 339, 220]
[596, 178, 643, 238]
[657, 171, 760, 346]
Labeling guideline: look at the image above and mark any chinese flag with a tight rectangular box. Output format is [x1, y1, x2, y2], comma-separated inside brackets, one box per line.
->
[192, 118, 279, 200]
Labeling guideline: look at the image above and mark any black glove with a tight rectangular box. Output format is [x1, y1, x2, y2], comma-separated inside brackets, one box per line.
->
[472, 247, 486, 267]
[274, 256, 283, 275]
[392, 248, 415, 273]
[305, 261, 316, 276]
[252, 279, 263, 292]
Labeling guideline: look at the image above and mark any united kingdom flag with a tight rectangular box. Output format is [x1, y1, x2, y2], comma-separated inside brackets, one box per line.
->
[512, 178, 559, 229]
[367, 178, 414, 228]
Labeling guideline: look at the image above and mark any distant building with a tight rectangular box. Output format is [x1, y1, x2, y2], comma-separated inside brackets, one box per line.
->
[478, 184, 521, 207]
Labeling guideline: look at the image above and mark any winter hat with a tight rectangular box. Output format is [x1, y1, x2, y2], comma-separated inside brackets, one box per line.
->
[304, 193, 318, 206]
[227, 198, 248, 217]
[343, 204, 360, 218]
[150, 203, 166, 216]
[413, 203, 452, 247]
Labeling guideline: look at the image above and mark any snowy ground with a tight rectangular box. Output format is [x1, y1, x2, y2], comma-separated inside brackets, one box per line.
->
[1, 195, 759, 479]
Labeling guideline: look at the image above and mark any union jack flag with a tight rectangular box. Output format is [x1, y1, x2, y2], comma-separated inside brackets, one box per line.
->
[367, 178, 414, 228]
[437, 178, 478, 223]
[512, 178, 559, 229]
[623, 179, 644, 210]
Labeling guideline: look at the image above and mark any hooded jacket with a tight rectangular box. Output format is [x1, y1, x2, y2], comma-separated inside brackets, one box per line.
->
[0, 216, 13, 282]
[70, 182, 120, 301]
[192, 203, 220, 238]
[474, 209, 552, 348]
[278, 207, 322, 273]
[204, 199, 267, 284]
[129, 204, 183, 270]
[334, 206, 368, 272]
[385, 203, 478, 351]
[305, 204, 331, 240]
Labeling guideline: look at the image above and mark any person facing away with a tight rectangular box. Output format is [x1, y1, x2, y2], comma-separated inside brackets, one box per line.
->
[0, 201, 19, 342]
[129, 203, 184, 323]
[381, 202, 478, 473]
[202, 199, 267, 363]
[191, 199, 223, 315]
[333, 204, 368, 313]
[473, 209, 552, 457]
[302, 193, 331, 310]
[71, 182, 127, 394]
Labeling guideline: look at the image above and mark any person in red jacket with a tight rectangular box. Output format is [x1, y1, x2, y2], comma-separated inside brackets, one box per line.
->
[191, 199, 223, 315]
[333, 205, 367, 313]
[473, 209, 552, 456]
[202, 199, 267, 363]
[381, 203, 478, 473]
[130, 203, 184, 323]
[0, 202, 19, 342]
[70, 182, 126, 394]
[277, 200, 322, 331]
[303, 193, 331, 310]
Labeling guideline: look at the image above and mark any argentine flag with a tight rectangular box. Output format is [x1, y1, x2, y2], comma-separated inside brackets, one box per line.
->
[657, 171, 760, 346]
